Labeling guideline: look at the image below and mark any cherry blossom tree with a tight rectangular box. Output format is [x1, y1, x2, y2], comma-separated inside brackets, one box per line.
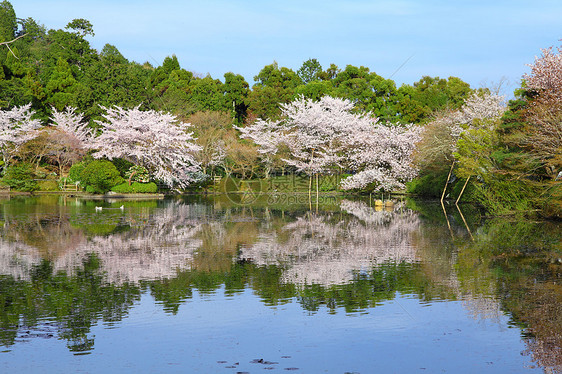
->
[523, 45, 562, 99]
[278, 96, 358, 176]
[415, 92, 505, 173]
[91, 106, 201, 188]
[521, 45, 562, 177]
[239, 96, 362, 178]
[235, 118, 285, 177]
[0, 103, 42, 171]
[238, 95, 422, 192]
[51, 107, 93, 144]
[341, 123, 423, 191]
[48, 107, 93, 175]
[450, 92, 505, 201]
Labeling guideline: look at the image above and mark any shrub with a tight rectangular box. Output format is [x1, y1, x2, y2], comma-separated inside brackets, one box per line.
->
[69, 162, 87, 183]
[111, 182, 158, 194]
[2, 163, 38, 191]
[80, 160, 124, 194]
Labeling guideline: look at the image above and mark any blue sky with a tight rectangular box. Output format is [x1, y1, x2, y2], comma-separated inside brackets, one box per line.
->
[9, 0, 562, 96]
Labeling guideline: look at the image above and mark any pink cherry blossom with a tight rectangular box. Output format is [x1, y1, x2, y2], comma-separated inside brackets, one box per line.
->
[0, 104, 42, 168]
[91, 106, 202, 188]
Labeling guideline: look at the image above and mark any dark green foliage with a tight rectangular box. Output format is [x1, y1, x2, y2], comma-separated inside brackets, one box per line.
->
[248, 85, 294, 119]
[2, 162, 37, 191]
[410, 75, 471, 112]
[253, 61, 302, 89]
[80, 160, 124, 194]
[45, 57, 78, 110]
[0, 1, 16, 43]
[188, 76, 226, 112]
[0, 255, 142, 351]
[100, 44, 127, 64]
[449, 177, 477, 202]
[407, 172, 477, 202]
[223, 72, 250, 124]
[111, 158, 134, 177]
[111, 182, 158, 194]
[407, 173, 448, 198]
[295, 80, 333, 101]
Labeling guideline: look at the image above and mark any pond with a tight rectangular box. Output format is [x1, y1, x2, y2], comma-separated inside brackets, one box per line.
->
[0, 194, 560, 373]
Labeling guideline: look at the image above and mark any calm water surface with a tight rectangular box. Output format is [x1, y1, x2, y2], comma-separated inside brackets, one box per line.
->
[0, 195, 560, 373]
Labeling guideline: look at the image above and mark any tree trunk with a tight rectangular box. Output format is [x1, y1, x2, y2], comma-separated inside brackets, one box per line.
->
[456, 176, 471, 205]
[128, 170, 137, 186]
[316, 173, 319, 201]
[441, 161, 455, 203]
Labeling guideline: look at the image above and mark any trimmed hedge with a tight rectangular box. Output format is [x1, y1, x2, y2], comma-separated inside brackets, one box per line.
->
[111, 182, 158, 194]
[80, 160, 124, 194]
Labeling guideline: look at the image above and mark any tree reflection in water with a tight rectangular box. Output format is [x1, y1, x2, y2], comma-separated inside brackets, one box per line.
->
[0, 195, 559, 372]
[238, 200, 420, 286]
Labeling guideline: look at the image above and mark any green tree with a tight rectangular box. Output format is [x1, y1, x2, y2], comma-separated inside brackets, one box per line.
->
[223, 72, 249, 123]
[19, 17, 46, 40]
[65, 18, 94, 37]
[411, 76, 472, 113]
[2, 162, 38, 191]
[42, 28, 98, 78]
[45, 57, 78, 110]
[316, 63, 340, 81]
[76, 54, 151, 121]
[331, 65, 400, 121]
[0, 0, 16, 43]
[249, 62, 302, 119]
[100, 43, 127, 64]
[297, 58, 322, 84]
[295, 79, 334, 101]
[253, 61, 302, 88]
[150, 55, 181, 88]
[188, 75, 225, 112]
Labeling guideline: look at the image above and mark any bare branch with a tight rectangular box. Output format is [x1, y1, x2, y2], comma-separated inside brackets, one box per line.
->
[0, 33, 28, 59]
